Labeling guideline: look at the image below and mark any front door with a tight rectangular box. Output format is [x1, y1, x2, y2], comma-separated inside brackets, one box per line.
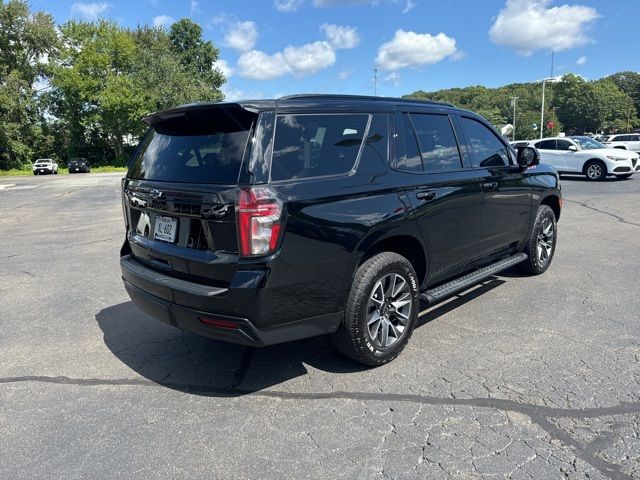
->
[394, 111, 483, 283]
[455, 116, 532, 256]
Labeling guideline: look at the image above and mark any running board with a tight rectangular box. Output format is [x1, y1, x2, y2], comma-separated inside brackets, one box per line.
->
[420, 253, 528, 304]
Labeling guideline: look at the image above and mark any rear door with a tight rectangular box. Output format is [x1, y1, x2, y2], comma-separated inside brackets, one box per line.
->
[455, 116, 531, 256]
[123, 105, 259, 285]
[396, 110, 483, 282]
[533, 139, 565, 170]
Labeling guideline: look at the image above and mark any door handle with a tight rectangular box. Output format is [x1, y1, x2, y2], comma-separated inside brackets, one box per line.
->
[416, 190, 437, 201]
[483, 182, 498, 192]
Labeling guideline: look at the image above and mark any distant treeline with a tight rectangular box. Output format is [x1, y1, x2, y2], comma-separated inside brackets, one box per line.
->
[404, 72, 640, 140]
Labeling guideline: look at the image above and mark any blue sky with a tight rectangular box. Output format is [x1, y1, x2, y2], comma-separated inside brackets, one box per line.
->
[31, 0, 640, 100]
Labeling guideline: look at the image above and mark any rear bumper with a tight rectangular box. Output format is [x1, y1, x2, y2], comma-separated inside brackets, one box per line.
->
[120, 254, 343, 346]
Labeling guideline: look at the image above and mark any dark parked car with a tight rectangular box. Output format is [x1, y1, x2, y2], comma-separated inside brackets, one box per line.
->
[68, 158, 90, 173]
[120, 95, 561, 365]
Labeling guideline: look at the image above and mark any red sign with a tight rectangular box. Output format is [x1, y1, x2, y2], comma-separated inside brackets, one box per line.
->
[547, 121, 555, 129]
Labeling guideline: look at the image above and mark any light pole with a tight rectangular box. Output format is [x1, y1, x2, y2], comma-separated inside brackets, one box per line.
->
[540, 51, 555, 139]
[540, 79, 546, 139]
[509, 96, 518, 141]
[539, 77, 555, 139]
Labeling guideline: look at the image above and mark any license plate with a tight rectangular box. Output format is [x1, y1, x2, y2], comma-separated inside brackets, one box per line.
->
[154, 216, 178, 243]
[75, 168, 79, 171]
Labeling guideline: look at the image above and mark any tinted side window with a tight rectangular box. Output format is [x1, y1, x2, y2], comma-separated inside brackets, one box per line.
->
[411, 114, 462, 172]
[393, 113, 423, 172]
[459, 117, 510, 167]
[270, 114, 368, 181]
[535, 139, 556, 150]
[556, 140, 573, 151]
[357, 114, 388, 175]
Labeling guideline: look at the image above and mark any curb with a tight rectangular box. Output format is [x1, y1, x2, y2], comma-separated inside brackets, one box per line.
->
[0, 183, 16, 190]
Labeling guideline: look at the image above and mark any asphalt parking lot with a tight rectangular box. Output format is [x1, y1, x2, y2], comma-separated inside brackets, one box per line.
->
[1, 172, 639, 480]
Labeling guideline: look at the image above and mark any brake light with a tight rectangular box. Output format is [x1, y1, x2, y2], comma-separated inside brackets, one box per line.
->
[236, 186, 282, 257]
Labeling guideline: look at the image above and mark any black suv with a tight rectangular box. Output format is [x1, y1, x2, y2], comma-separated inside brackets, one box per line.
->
[68, 158, 90, 173]
[120, 95, 561, 365]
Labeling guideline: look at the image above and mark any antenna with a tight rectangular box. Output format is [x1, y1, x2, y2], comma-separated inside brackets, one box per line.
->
[374, 68, 378, 96]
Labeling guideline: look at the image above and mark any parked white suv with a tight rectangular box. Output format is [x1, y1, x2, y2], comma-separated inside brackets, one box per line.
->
[601, 133, 640, 152]
[33, 158, 59, 175]
[519, 136, 639, 181]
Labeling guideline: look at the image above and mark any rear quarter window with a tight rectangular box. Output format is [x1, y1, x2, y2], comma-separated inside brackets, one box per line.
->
[270, 114, 369, 181]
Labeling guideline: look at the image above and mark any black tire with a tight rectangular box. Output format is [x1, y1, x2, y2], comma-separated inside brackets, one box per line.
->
[584, 160, 606, 181]
[518, 205, 557, 276]
[331, 252, 420, 366]
[617, 174, 633, 180]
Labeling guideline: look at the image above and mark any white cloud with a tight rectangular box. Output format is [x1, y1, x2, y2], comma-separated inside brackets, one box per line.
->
[224, 21, 259, 52]
[321, 24, 360, 49]
[313, 0, 365, 5]
[237, 41, 336, 80]
[576, 55, 587, 65]
[237, 51, 288, 80]
[489, 0, 599, 56]
[338, 70, 353, 79]
[213, 59, 233, 77]
[283, 41, 336, 74]
[274, 0, 304, 12]
[375, 30, 458, 71]
[222, 85, 263, 101]
[152, 15, 175, 27]
[402, 0, 416, 13]
[385, 72, 401, 86]
[70, 2, 110, 20]
[190, 0, 199, 13]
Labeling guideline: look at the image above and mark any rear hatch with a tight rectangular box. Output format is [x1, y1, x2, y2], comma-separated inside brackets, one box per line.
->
[123, 104, 259, 287]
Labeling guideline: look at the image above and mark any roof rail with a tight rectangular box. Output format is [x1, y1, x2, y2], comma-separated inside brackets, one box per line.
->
[277, 93, 455, 108]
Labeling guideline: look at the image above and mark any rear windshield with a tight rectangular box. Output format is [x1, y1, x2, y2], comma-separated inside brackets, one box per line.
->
[128, 107, 256, 183]
[270, 114, 369, 181]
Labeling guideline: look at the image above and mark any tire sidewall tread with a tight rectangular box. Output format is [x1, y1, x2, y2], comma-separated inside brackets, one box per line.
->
[332, 252, 420, 366]
[519, 205, 557, 276]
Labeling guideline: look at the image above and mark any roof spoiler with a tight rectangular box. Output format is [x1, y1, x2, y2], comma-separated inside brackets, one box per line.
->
[142, 102, 263, 126]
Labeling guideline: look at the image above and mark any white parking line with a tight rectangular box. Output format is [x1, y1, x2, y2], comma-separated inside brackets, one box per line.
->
[0, 183, 16, 190]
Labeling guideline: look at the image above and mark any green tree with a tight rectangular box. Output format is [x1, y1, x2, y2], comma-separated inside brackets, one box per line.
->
[49, 19, 225, 165]
[0, 0, 57, 169]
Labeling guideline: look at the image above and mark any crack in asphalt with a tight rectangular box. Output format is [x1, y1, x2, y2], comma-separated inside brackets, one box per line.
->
[565, 199, 640, 228]
[1, 374, 638, 479]
[3, 186, 88, 212]
[3, 236, 122, 259]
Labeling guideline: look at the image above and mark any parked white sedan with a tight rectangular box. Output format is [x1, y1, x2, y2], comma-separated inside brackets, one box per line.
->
[521, 136, 639, 181]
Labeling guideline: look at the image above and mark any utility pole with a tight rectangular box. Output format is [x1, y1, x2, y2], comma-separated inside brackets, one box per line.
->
[509, 96, 518, 141]
[627, 98, 632, 132]
[374, 68, 378, 96]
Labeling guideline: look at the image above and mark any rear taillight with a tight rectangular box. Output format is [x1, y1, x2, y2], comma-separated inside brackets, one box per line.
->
[236, 186, 282, 257]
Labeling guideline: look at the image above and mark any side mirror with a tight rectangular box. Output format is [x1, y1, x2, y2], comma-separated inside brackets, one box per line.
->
[568, 145, 578, 152]
[516, 146, 540, 168]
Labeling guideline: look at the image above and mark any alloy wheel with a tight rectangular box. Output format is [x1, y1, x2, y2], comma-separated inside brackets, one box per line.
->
[366, 273, 413, 348]
[536, 217, 555, 266]
[587, 163, 602, 180]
